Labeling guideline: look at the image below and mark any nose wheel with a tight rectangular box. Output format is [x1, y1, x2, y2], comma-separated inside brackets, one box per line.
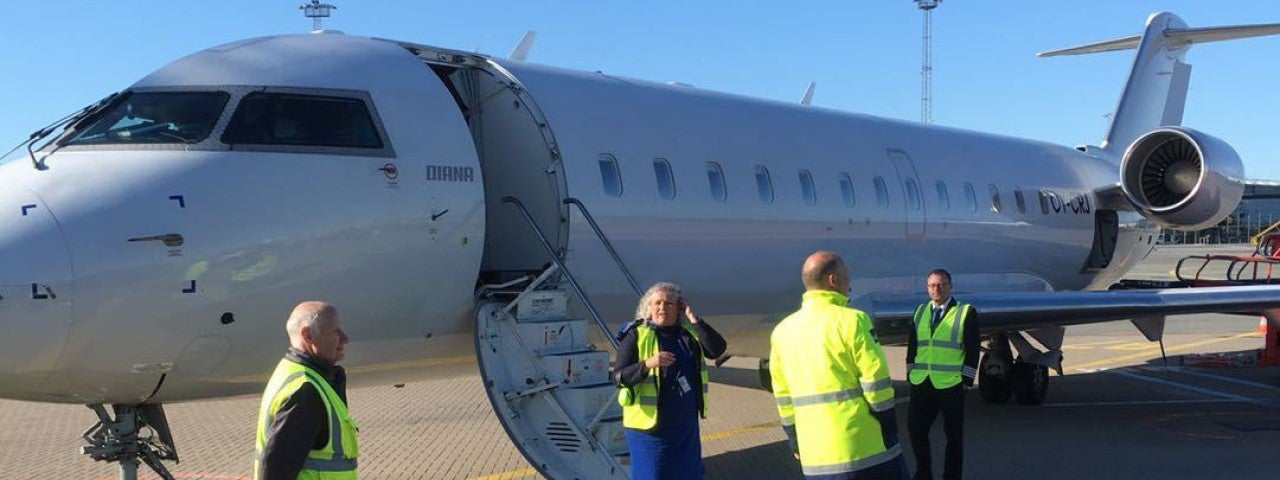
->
[80, 404, 178, 480]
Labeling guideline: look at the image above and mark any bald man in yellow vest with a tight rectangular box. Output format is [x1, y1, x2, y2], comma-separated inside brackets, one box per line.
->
[254, 301, 358, 480]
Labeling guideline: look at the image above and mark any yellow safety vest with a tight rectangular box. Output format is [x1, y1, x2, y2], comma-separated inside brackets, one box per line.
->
[908, 301, 973, 389]
[617, 322, 710, 430]
[769, 290, 900, 477]
[254, 358, 359, 480]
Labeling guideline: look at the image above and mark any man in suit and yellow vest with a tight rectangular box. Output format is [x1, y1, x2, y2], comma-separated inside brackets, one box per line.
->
[906, 269, 979, 480]
[771, 251, 907, 479]
[254, 301, 358, 480]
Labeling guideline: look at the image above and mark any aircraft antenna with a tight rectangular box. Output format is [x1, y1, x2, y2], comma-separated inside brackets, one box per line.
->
[299, 0, 337, 32]
[914, 0, 942, 124]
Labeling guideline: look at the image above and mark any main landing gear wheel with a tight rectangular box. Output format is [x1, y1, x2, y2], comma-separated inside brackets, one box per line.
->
[1011, 362, 1050, 405]
[759, 358, 773, 393]
[978, 333, 1014, 404]
[978, 351, 1011, 404]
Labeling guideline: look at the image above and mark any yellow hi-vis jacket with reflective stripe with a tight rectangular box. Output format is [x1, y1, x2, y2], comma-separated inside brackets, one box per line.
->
[769, 290, 900, 477]
[908, 302, 973, 389]
[254, 358, 359, 480]
[617, 323, 710, 430]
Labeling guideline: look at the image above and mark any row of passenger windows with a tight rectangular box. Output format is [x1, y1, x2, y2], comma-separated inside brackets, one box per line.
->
[598, 154, 1068, 215]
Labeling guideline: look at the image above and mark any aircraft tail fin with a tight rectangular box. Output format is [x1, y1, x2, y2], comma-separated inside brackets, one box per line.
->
[1039, 13, 1280, 155]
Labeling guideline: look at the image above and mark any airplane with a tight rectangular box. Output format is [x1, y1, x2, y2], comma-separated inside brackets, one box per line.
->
[2, 10, 1280, 480]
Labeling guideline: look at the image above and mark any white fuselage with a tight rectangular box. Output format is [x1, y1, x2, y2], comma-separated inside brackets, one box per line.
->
[0, 33, 1157, 405]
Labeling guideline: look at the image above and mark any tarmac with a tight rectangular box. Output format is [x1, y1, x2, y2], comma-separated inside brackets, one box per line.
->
[2, 245, 1278, 479]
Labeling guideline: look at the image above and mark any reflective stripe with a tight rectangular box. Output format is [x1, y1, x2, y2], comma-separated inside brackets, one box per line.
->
[801, 443, 902, 475]
[860, 378, 892, 393]
[929, 341, 963, 350]
[260, 371, 306, 440]
[303, 457, 358, 471]
[791, 388, 863, 407]
[305, 371, 346, 459]
[637, 396, 658, 407]
[868, 397, 895, 412]
[775, 396, 793, 408]
[780, 416, 795, 427]
[918, 364, 963, 372]
[962, 366, 977, 378]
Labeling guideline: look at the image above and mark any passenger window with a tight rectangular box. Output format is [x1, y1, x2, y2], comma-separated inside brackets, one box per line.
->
[989, 184, 1002, 213]
[755, 165, 774, 204]
[874, 177, 889, 208]
[839, 173, 856, 208]
[1038, 189, 1052, 215]
[905, 178, 922, 211]
[964, 183, 977, 212]
[936, 181, 950, 211]
[799, 170, 817, 206]
[706, 162, 727, 202]
[598, 155, 622, 197]
[223, 92, 385, 148]
[654, 158, 676, 199]
[1014, 188, 1027, 214]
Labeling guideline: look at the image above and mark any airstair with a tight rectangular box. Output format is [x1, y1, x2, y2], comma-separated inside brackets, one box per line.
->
[473, 197, 642, 479]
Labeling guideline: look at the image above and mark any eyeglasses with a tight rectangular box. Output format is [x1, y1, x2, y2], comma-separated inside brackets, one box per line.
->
[926, 283, 951, 289]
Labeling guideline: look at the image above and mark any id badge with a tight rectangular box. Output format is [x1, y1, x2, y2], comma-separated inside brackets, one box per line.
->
[677, 375, 692, 395]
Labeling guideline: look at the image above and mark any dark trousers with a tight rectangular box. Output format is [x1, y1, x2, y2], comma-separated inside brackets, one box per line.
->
[907, 381, 965, 480]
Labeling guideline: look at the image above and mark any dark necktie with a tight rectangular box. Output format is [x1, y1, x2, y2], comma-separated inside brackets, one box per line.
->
[932, 305, 944, 331]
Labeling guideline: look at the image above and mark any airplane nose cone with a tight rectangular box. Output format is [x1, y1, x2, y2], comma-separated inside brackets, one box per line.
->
[0, 184, 74, 401]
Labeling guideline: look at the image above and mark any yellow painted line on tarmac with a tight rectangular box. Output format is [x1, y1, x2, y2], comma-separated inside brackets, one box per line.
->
[701, 420, 781, 442]
[345, 354, 476, 374]
[1071, 332, 1257, 371]
[219, 355, 477, 383]
[1060, 339, 1130, 350]
[470, 467, 540, 480]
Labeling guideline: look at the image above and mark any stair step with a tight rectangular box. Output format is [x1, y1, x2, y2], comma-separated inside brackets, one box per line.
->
[539, 349, 610, 387]
[515, 290, 568, 321]
[516, 320, 594, 353]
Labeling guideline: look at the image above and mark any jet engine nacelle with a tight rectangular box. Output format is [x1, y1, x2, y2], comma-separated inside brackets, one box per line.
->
[1120, 127, 1245, 231]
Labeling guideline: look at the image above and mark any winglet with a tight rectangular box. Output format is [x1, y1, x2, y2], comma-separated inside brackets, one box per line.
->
[508, 31, 537, 61]
[800, 82, 816, 107]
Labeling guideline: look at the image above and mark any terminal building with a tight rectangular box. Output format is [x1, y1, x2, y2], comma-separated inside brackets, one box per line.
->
[1160, 180, 1280, 245]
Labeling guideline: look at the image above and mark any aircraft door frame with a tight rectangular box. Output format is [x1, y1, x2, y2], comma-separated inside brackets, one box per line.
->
[886, 149, 926, 240]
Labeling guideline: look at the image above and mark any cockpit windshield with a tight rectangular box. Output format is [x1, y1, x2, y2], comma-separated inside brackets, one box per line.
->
[61, 91, 230, 146]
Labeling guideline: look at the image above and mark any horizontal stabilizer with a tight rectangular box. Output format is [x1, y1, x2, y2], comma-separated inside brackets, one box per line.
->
[1039, 22, 1280, 57]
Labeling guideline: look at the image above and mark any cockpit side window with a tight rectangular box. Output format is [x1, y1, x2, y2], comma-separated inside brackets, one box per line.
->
[222, 92, 384, 149]
[61, 91, 229, 146]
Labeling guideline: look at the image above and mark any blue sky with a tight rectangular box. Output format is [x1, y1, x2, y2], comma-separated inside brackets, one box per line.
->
[3, 1, 1278, 179]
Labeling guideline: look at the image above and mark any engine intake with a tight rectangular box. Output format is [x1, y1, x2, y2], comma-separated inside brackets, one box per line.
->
[1120, 127, 1244, 230]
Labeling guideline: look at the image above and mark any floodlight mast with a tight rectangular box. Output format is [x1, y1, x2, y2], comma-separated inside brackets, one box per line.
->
[300, 0, 337, 32]
[914, 0, 941, 124]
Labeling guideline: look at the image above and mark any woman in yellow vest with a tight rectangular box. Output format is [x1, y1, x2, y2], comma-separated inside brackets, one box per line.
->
[614, 282, 727, 480]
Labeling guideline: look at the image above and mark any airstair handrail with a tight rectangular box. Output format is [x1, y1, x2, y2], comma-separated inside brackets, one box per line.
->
[563, 197, 642, 296]
[502, 196, 619, 351]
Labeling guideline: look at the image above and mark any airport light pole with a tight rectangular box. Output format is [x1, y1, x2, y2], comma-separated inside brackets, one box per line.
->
[914, 0, 942, 124]
[299, 0, 337, 32]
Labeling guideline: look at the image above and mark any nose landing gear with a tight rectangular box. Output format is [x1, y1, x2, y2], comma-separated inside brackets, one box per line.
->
[80, 403, 178, 480]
